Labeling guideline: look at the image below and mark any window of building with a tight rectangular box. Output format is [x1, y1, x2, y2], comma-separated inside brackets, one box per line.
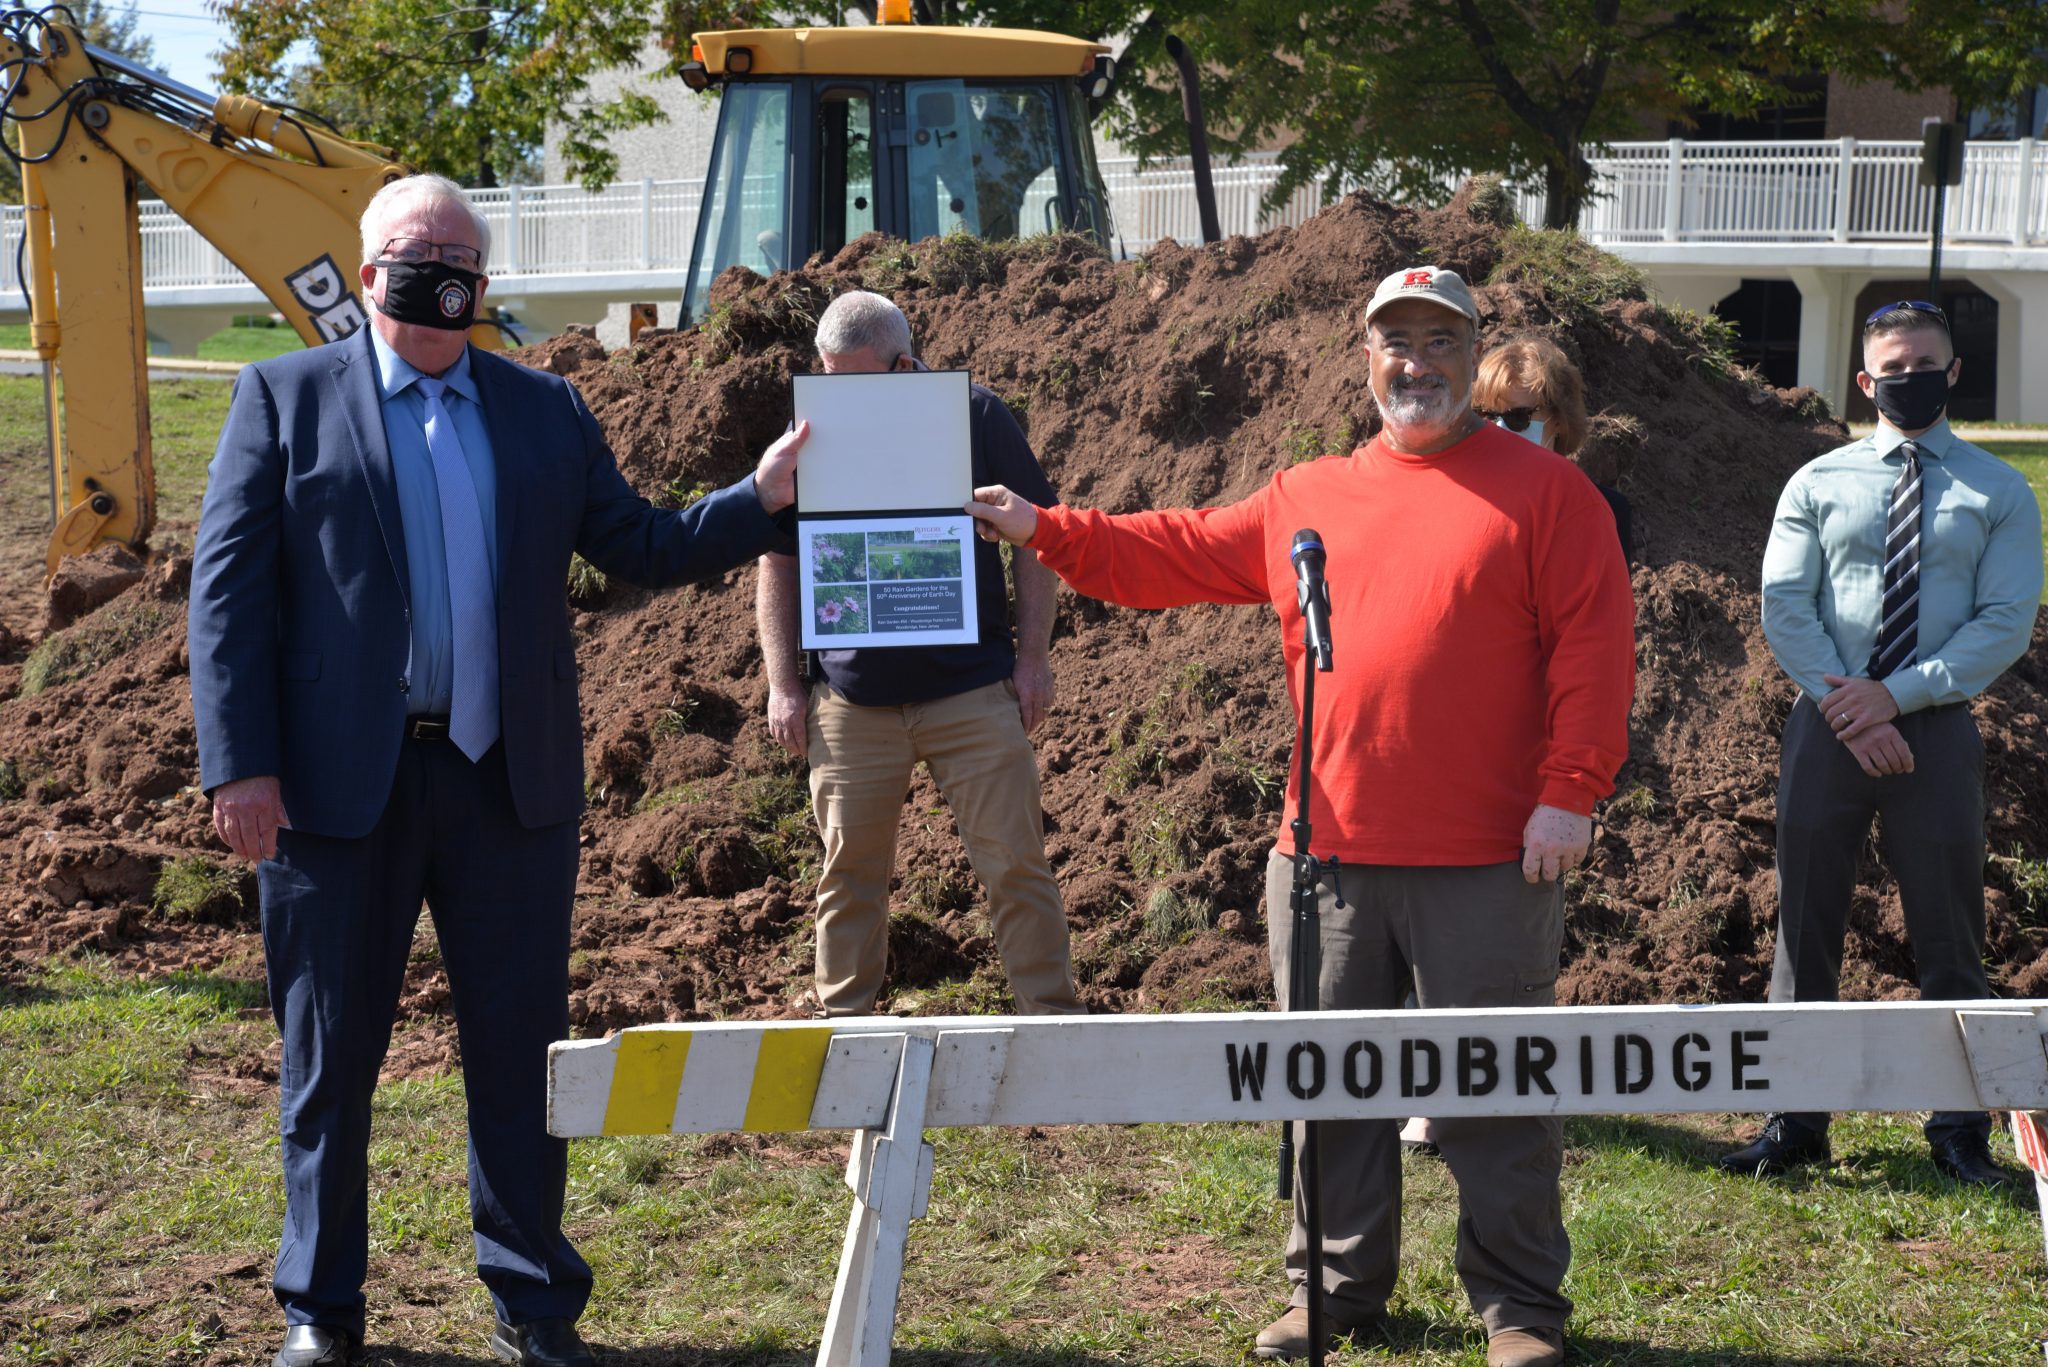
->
[1965, 85, 2048, 139]
[1676, 75, 1829, 141]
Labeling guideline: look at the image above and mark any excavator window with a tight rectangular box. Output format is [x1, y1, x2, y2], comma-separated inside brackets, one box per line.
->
[906, 80, 1062, 242]
[689, 82, 792, 302]
[816, 88, 876, 257]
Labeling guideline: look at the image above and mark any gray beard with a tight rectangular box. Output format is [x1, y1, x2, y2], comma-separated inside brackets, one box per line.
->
[1381, 379, 1455, 428]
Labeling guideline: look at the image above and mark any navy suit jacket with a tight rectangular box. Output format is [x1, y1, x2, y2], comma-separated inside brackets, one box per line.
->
[190, 325, 779, 837]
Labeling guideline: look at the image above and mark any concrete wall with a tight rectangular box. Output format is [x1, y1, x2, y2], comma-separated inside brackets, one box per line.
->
[544, 39, 721, 185]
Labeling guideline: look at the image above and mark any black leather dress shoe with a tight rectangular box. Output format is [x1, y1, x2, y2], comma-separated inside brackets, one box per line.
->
[490, 1317, 595, 1367]
[1930, 1131, 2013, 1187]
[1717, 1114, 1830, 1176]
[273, 1324, 362, 1367]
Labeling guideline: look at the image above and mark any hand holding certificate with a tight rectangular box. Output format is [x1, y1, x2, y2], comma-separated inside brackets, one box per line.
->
[792, 369, 981, 650]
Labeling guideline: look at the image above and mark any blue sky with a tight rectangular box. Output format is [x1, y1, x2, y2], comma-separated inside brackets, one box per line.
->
[134, 0, 229, 90]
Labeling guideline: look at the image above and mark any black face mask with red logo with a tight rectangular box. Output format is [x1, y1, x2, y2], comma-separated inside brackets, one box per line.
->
[374, 259, 481, 331]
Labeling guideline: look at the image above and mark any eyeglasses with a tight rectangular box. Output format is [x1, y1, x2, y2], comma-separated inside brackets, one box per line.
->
[1865, 299, 1947, 327]
[375, 237, 483, 273]
[1476, 407, 1540, 432]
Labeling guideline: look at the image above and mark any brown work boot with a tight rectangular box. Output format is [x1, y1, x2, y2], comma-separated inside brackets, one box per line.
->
[1252, 1306, 1370, 1360]
[1487, 1325, 1563, 1367]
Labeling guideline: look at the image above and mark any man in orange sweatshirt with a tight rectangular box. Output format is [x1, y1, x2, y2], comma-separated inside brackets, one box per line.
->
[968, 266, 1635, 1367]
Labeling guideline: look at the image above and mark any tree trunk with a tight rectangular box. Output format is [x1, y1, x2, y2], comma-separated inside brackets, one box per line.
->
[1542, 140, 1592, 231]
[476, 131, 498, 189]
[1163, 33, 1222, 245]
[1542, 161, 1575, 230]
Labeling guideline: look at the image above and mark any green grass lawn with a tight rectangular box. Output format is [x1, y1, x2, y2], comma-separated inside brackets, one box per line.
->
[1, 961, 2042, 1365]
[194, 324, 305, 365]
[0, 373, 232, 536]
[0, 321, 303, 360]
[1980, 441, 2048, 584]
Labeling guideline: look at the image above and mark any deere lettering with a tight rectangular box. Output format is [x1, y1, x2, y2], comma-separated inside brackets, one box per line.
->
[284, 253, 368, 343]
[1223, 1030, 1773, 1102]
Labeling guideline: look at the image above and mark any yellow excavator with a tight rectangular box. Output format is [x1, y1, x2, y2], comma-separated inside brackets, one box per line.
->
[0, 6, 517, 578]
[676, 3, 1115, 320]
[10, 1, 1114, 575]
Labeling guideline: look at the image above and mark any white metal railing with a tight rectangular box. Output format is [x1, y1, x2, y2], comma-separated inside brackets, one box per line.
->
[6, 140, 2047, 302]
[1099, 150, 1330, 250]
[1528, 137, 2048, 247]
[467, 177, 705, 276]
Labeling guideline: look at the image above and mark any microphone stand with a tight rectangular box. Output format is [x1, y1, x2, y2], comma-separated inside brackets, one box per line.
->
[1275, 597, 1334, 1367]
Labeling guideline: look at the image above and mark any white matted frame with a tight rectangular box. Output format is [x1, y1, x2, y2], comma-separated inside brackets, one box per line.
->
[548, 1002, 2048, 1365]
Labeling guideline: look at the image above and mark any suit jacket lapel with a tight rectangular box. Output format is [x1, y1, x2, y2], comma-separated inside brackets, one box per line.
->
[472, 346, 521, 586]
[328, 326, 411, 595]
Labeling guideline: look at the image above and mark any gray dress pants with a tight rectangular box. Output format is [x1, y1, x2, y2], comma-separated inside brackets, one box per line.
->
[1771, 697, 1992, 1142]
[1264, 849, 1573, 1335]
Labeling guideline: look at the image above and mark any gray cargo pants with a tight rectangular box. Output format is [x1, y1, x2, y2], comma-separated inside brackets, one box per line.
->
[1264, 849, 1573, 1336]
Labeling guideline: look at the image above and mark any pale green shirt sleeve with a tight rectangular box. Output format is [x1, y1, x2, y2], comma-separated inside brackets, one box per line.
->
[1761, 467, 1849, 701]
[1884, 470, 2044, 714]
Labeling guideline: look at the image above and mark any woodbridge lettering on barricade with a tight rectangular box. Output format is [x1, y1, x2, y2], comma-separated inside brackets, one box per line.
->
[1223, 1027, 1772, 1108]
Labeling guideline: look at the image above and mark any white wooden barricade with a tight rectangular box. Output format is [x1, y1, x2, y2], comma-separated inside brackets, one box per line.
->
[548, 1002, 2048, 1366]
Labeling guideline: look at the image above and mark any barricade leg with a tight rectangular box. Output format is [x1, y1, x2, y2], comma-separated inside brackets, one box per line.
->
[2036, 1169, 2048, 1367]
[818, 1033, 937, 1367]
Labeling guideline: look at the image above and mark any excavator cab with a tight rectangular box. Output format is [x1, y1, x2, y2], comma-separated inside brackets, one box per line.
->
[679, 25, 1115, 321]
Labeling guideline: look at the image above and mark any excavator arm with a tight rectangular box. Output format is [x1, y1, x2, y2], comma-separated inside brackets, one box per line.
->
[0, 8, 488, 576]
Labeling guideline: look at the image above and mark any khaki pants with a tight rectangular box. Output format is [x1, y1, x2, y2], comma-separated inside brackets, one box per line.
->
[807, 679, 1079, 1017]
[1265, 849, 1572, 1335]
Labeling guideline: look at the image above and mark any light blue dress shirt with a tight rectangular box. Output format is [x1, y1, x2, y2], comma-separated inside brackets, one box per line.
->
[1762, 418, 2043, 714]
[369, 329, 500, 716]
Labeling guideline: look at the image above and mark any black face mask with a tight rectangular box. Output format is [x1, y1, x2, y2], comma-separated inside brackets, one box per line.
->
[374, 259, 482, 331]
[1869, 367, 1952, 431]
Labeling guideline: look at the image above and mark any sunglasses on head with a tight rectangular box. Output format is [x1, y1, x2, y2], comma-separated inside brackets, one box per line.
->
[1865, 299, 1948, 327]
[1476, 407, 1540, 432]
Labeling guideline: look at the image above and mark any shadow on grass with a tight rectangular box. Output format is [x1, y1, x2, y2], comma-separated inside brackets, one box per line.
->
[1562, 1338, 1886, 1366]
[159, 969, 268, 1012]
[1573, 1113, 2039, 1210]
[362, 1337, 1893, 1366]
[0, 963, 264, 1016]
[1566, 1113, 1732, 1165]
[1825, 1144, 2042, 1212]
[0, 966, 265, 1014]
[367, 1351, 1149, 1367]
[1371, 1312, 1891, 1366]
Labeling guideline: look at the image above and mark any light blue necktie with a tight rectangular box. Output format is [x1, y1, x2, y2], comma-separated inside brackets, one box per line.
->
[416, 376, 499, 761]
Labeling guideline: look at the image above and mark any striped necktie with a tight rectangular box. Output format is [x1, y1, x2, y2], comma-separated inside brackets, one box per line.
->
[1867, 440, 1922, 680]
[416, 376, 500, 761]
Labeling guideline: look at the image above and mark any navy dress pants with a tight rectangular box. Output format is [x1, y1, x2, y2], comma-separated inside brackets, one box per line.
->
[257, 734, 590, 1336]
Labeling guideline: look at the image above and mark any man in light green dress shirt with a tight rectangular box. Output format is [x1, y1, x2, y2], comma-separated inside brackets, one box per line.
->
[1723, 300, 2043, 1186]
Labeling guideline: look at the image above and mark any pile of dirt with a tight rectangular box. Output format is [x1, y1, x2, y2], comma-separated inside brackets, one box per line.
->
[3, 186, 2044, 1056]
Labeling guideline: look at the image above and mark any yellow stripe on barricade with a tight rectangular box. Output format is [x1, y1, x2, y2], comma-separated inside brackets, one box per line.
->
[743, 1027, 836, 1132]
[601, 1030, 693, 1135]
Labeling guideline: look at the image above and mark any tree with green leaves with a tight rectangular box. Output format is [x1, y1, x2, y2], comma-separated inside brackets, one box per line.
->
[209, 0, 668, 188]
[660, 0, 2048, 229]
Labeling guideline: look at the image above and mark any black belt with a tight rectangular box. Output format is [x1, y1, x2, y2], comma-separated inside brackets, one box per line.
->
[404, 715, 452, 740]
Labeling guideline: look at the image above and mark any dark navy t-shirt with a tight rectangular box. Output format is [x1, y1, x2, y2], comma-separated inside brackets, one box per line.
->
[775, 383, 1056, 707]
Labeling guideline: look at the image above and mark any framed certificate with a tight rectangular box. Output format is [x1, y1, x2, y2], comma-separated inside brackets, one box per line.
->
[793, 370, 979, 649]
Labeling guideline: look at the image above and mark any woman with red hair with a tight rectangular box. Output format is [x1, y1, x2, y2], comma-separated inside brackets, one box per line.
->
[1475, 336, 1633, 563]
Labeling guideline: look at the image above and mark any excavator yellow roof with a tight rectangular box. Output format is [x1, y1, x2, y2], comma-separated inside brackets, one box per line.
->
[692, 26, 1109, 79]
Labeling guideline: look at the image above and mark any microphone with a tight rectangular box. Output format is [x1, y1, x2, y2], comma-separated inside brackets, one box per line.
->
[1291, 529, 1333, 673]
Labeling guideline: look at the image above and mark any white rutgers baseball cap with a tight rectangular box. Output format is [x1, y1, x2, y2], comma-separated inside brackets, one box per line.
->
[1364, 265, 1479, 325]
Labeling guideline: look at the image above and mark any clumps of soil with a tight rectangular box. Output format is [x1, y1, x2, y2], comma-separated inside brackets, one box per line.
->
[1, 187, 2043, 1056]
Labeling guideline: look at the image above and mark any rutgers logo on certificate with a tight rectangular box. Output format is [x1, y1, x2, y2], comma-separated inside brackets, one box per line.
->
[792, 369, 980, 650]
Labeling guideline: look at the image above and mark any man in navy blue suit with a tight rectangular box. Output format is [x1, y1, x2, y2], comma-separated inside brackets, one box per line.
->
[189, 174, 805, 1367]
